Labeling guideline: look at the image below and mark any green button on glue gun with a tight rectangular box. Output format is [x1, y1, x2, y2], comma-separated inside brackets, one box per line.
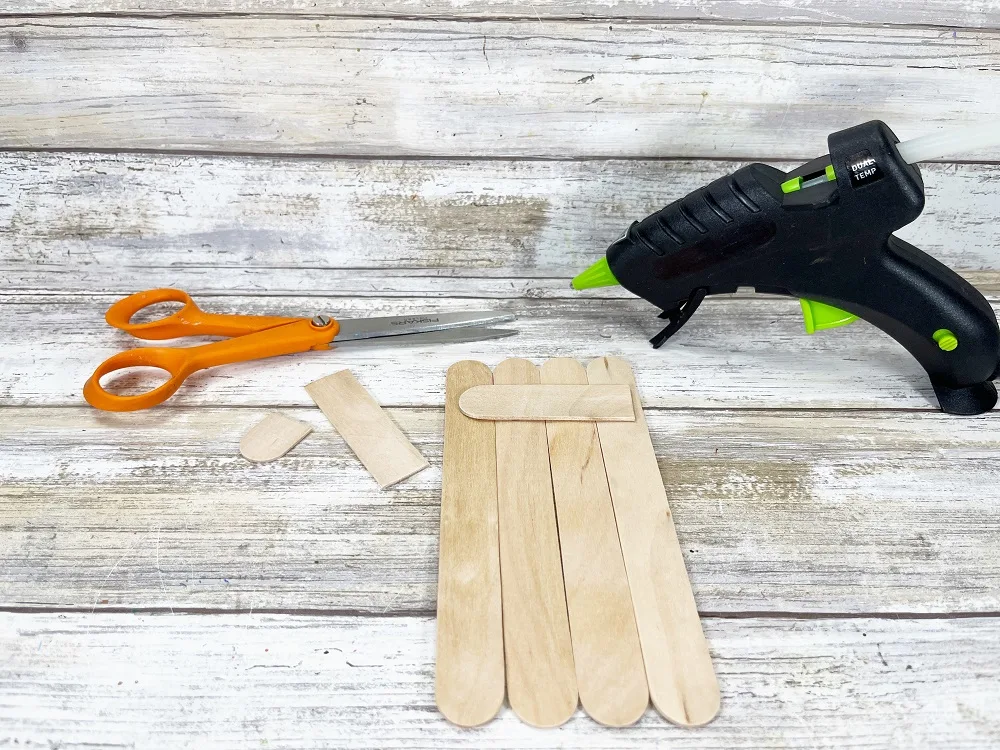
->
[572, 120, 1000, 415]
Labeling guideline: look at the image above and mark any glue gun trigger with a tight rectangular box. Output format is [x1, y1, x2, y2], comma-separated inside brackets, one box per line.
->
[649, 287, 708, 349]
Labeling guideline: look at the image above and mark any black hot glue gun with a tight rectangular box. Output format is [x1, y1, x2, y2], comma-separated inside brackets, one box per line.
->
[572, 120, 1000, 415]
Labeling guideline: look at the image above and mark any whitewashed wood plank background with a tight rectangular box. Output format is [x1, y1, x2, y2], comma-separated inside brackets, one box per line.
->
[3, 613, 999, 749]
[4, 406, 1000, 613]
[2, 0, 1000, 746]
[4, 154, 1000, 288]
[2, 19, 999, 159]
[12, 0, 1000, 29]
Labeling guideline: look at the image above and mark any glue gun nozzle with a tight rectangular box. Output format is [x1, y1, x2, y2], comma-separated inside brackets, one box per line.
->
[571, 257, 620, 290]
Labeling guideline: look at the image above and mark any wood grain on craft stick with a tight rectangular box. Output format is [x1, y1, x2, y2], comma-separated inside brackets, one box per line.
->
[540, 359, 648, 727]
[305, 370, 428, 489]
[239, 412, 313, 463]
[435, 361, 504, 727]
[587, 356, 720, 727]
[493, 358, 577, 728]
[458, 384, 634, 422]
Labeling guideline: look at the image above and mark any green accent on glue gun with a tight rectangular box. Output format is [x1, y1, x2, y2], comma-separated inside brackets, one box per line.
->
[781, 176, 803, 194]
[572, 257, 620, 290]
[782, 164, 837, 194]
[800, 299, 859, 334]
[933, 328, 958, 351]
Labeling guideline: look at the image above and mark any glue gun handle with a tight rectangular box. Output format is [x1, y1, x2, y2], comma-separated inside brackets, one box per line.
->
[833, 235, 1000, 414]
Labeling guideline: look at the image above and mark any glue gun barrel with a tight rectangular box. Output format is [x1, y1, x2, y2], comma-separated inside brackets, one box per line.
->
[897, 123, 1000, 164]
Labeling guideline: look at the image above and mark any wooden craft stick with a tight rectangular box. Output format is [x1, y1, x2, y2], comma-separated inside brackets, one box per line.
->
[435, 361, 505, 727]
[587, 356, 720, 727]
[493, 358, 578, 728]
[239, 412, 313, 463]
[458, 384, 634, 422]
[305, 370, 428, 489]
[540, 359, 649, 727]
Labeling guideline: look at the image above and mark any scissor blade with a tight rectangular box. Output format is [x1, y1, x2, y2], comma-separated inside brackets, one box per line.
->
[333, 311, 515, 342]
[335, 327, 517, 349]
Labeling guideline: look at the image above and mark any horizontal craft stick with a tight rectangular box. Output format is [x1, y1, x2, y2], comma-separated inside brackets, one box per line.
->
[587, 356, 720, 727]
[458, 384, 634, 422]
[435, 361, 505, 727]
[305, 370, 428, 489]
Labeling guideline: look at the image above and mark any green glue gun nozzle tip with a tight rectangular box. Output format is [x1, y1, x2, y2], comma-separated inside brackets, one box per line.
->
[572, 257, 621, 290]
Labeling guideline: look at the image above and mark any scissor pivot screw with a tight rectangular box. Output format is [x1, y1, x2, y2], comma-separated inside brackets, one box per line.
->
[311, 315, 333, 328]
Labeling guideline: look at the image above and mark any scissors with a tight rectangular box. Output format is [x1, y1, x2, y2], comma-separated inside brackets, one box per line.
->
[84, 288, 516, 412]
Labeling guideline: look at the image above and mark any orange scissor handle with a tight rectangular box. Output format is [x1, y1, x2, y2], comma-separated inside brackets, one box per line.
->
[105, 288, 302, 340]
[84, 316, 340, 412]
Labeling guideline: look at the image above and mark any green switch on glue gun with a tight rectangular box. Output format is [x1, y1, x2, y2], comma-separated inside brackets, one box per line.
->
[573, 120, 1000, 415]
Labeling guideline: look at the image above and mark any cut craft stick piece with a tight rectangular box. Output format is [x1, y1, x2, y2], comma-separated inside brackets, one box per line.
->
[305, 370, 428, 489]
[435, 361, 505, 727]
[239, 412, 313, 463]
[587, 356, 720, 728]
[540, 359, 649, 727]
[493, 358, 578, 728]
[458, 384, 634, 422]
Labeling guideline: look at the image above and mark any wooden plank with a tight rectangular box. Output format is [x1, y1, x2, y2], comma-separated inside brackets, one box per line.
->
[10, 0, 1000, 29]
[3, 19, 1000, 158]
[540, 358, 648, 727]
[493, 358, 577, 727]
[2, 405, 1000, 614]
[239, 412, 313, 462]
[305, 370, 428, 488]
[4, 154, 1000, 293]
[435, 361, 504, 727]
[2, 612, 1000, 747]
[588, 356, 718, 726]
[458, 384, 634, 421]
[7, 293, 1000, 410]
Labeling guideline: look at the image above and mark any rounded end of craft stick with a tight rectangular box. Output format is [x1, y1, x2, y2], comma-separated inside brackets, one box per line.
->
[446, 360, 493, 380]
[435, 682, 505, 728]
[650, 683, 721, 728]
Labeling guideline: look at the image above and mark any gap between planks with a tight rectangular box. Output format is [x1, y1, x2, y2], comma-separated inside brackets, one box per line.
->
[4, 148, 1000, 167]
[2, 11, 998, 35]
[1, 606, 998, 620]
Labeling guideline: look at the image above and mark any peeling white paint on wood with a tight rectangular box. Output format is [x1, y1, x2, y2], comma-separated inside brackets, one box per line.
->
[1, 18, 999, 158]
[2, 405, 999, 613]
[3, 154, 1000, 291]
[2, 613, 999, 748]
[10, 0, 1000, 29]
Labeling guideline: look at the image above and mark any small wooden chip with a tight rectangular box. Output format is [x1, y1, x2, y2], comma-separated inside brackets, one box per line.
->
[494, 358, 578, 728]
[435, 361, 505, 727]
[239, 413, 313, 463]
[541, 358, 648, 727]
[305, 370, 428, 489]
[458, 384, 634, 422]
[588, 356, 720, 728]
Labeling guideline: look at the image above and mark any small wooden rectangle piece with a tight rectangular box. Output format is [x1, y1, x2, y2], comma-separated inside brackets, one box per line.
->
[494, 359, 578, 728]
[435, 361, 505, 727]
[305, 370, 428, 489]
[239, 412, 313, 463]
[458, 384, 634, 422]
[588, 356, 720, 728]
